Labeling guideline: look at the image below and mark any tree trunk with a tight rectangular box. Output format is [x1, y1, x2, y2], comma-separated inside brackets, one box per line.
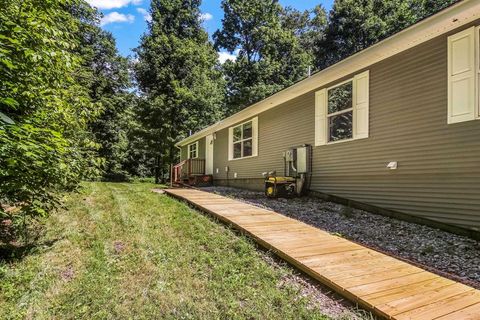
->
[169, 145, 175, 176]
[154, 155, 161, 184]
[159, 164, 166, 184]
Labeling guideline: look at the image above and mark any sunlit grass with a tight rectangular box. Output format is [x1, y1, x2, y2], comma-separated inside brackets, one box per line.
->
[0, 182, 331, 319]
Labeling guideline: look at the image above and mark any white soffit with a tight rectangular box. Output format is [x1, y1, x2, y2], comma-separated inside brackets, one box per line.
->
[177, 0, 480, 147]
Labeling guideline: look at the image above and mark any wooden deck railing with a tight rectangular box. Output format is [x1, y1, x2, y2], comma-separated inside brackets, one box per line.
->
[172, 158, 205, 183]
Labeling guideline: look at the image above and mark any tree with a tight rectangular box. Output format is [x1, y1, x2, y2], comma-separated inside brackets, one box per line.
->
[317, 0, 458, 70]
[134, 0, 225, 183]
[318, 0, 393, 69]
[280, 5, 328, 70]
[0, 0, 100, 241]
[72, 4, 137, 181]
[214, 0, 312, 114]
[413, 0, 459, 17]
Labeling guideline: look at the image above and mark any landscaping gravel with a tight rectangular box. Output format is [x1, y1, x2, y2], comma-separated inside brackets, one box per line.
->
[201, 186, 480, 289]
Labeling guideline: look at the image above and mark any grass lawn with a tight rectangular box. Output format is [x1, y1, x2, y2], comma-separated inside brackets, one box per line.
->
[0, 182, 337, 319]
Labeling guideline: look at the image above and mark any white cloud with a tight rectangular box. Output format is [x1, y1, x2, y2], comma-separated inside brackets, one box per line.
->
[218, 50, 238, 64]
[199, 12, 213, 21]
[100, 12, 135, 26]
[87, 0, 142, 10]
[137, 8, 152, 22]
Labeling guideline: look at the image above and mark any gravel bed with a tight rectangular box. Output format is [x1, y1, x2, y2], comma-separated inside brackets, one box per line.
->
[201, 186, 480, 289]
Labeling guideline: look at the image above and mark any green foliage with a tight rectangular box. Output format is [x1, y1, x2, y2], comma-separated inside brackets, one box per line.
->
[73, 8, 137, 181]
[317, 0, 458, 69]
[280, 5, 328, 68]
[134, 0, 225, 182]
[0, 0, 100, 240]
[88, 93, 138, 181]
[214, 0, 312, 114]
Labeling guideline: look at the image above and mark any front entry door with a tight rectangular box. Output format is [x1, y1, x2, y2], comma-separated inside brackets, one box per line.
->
[205, 134, 214, 175]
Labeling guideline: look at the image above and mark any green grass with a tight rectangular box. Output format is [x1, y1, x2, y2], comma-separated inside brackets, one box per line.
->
[0, 182, 333, 319]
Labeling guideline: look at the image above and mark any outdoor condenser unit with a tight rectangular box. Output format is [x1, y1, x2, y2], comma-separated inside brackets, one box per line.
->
[263, 145, 312, 198]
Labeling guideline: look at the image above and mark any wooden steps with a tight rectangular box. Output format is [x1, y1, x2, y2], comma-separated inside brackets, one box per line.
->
[164, 188, 480, 320]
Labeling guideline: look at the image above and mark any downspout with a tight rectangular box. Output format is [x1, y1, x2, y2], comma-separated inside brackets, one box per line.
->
[296, 174, 305, 196]
[175, 144, 182, 157]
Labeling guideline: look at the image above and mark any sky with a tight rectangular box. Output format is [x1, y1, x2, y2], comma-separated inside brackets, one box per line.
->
[87, 0, 334, 61]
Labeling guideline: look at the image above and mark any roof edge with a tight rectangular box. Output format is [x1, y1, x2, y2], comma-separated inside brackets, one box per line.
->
[177, 0, 480, 147]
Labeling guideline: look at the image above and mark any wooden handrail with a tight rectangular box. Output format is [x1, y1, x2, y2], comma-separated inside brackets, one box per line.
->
[172, 158, 206, 182]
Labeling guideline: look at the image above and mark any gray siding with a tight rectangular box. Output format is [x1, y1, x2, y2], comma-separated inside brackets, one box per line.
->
[206, 22, 480, 232]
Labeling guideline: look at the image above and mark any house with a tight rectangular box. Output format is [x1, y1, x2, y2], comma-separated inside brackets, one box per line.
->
[174, 0, 480, 236]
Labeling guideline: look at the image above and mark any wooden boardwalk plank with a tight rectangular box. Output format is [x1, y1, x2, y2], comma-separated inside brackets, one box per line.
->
[434, 302, 480, 320]
[363, 277, 452, 307]
[378, 282, 474, 317]
[300, 249, 381, 268]
[348, 272, 441, 298]
[164, 188, 480, 319]
[394, 290, 480, 320]
[290, 244, 365, 259]
[333, 265, 424, 288]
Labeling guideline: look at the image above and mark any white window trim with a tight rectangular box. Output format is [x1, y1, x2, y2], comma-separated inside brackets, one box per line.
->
[187, 141, 199, 159]
[315, 70, 369, 147]
[228, 117, 258, 161]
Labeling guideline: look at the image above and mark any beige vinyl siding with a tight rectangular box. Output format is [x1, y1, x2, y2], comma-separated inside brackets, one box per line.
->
[180, 146, 187, 161]
[213, 93, 314, 180]
[180, 137, 206, 161]
[210, 21, 480, 232]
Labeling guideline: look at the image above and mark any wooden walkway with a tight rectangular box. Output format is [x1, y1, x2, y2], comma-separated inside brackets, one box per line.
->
[165, 188, 480, 319]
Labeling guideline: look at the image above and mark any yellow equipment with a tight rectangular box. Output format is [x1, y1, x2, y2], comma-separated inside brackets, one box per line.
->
[264, 176, 297, 198]
[263, 145, 312, 198]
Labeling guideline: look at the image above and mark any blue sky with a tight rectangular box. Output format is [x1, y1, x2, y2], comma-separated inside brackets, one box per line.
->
[87, 0, 334, 59]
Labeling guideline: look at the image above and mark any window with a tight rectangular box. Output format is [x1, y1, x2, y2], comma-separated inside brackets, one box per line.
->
[327, 81, 353, 142]
[233, 121, 252, 158]
[315, 71, 369, 146]
[228, 117, 258, 160]
[188, 141, 198, 159]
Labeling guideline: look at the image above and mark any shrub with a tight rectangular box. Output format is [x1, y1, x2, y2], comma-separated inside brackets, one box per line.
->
[0, 0, 100, 243]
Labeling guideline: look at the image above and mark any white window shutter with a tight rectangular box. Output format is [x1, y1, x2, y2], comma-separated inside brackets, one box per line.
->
[228, 127, 233, 160]
[315, 89, 327, 146]
[251, 117, 258, 157]
[448, 27, 476, 124]
[476, 26, 480, 119]
[353, 70, 370, 139]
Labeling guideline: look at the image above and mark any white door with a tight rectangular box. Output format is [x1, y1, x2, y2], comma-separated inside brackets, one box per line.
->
[205, 134, 214, 175]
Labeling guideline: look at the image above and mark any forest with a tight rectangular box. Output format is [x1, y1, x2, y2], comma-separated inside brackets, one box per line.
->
[0, 0, 456, 240]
